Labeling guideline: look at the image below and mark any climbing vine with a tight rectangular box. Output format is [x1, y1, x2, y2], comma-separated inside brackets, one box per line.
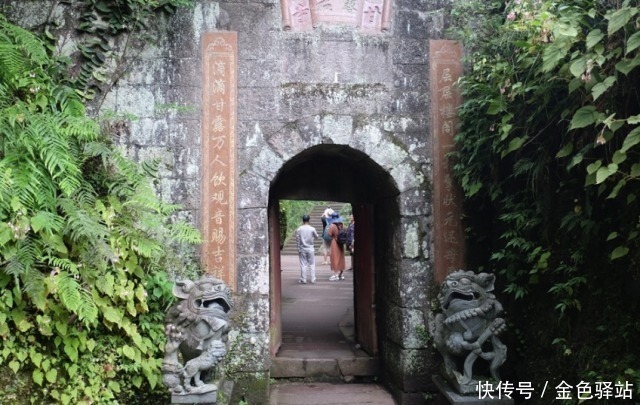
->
[44, 0, 193, 103]
[451, 0, 640, 398]
[0, 1, 196, 403]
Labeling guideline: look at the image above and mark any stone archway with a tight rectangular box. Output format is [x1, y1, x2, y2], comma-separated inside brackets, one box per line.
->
[268, 145, 400, 377]
[238, 112, 435, 400]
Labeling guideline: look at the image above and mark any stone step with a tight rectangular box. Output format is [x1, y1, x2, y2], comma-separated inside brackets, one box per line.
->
[270, 357, 380, 380]
[281, 202, 348, 255]
[269, 382, 395, 405]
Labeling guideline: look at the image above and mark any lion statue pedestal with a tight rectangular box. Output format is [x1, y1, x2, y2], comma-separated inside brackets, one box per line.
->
[162, 276, 232, 404]
[434, 270, 508, 398]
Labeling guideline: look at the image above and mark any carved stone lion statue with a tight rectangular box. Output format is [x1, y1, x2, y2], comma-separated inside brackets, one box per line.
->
[162, 275, 232, 396]
[434, 270, 507, 394]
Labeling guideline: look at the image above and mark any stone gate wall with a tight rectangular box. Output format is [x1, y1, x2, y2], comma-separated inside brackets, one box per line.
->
[5, 0, 454, 402]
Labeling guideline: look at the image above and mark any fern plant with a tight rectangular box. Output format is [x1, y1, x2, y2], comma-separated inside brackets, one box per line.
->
[0, 14, 200, 404]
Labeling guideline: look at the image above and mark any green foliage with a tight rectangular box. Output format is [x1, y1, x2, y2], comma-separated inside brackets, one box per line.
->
[0, 12, 198, 404]
[451, 0, 640, 397]
[44, 0, 194, 102]
[279, 203, 288, 249]
[279, 200, 323, 245]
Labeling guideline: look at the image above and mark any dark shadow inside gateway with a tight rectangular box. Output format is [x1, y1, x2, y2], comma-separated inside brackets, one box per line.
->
[269, 145, 399, 203]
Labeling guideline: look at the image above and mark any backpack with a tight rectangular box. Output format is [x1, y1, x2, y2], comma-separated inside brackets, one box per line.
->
[322, 225, 333, 242]
[337, 228, 348, 245]
[346, 224, 354, 246]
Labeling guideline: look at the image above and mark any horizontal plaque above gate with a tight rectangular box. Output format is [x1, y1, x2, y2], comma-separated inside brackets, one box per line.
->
[281, 0, 391, 32]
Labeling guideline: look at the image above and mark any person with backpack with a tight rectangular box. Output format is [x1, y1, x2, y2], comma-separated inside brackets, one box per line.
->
[327, 213, 347, 281]
[320, 207, 334, 265]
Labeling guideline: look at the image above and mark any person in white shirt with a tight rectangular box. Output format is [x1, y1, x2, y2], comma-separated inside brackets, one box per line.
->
[295, 214, 319, 284]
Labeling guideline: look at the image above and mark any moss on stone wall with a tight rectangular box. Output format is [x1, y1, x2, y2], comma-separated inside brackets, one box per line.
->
[228, 372, 270, 404]
[0, 368, 34, 405]
[280, 82, 387, 100]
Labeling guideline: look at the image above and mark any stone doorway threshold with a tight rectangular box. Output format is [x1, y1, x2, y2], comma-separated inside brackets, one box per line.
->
[271, 255, 379, 379]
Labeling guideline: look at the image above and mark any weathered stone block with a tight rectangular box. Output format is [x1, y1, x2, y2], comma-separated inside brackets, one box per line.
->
[228, 371, 270, 405]
[236, 255, 270, 295]
[395, 9, 445, 39]
[238, 59, 283, 87]
[321, 114, 353, 145]
[281, 39, 392, 84]
[237, 173, 270, 209]
[382, 259, 431, 308]
[173, 147, 201, 179]
[381, 341, 438, 393]
[392, 38, 429, 64]
[170, 57, 204, 88]
[238, 87, 282, 121]
[399, 188, 431, 216]
[122, 56, 202, 89]
[164, 12, 202, 59]
[391, 162, 426, 193]
[168, 118, 201, 149]
[337, 357, 381, 376]
[191, 2, 223, 35]
[293, 115, 323, 143]
[392, 90, 429, 115]
[400, 216, 430, 259]
[384, 306, 428, 349]
[171, 391, 217, 404]
[238, 121, 279, 152]
[129, 118, 165, 146]
[226, 330, 271, 371]
[159, 178, 200, 208]
[265, 125, 308, 161]
[113, 86, 158, 118]
[236, 209, 269, 255]
[393, 63, 429, 92]
[270, 358, 340, 378]
[159, 86, 202, 119]
[248, 145, 285, 180]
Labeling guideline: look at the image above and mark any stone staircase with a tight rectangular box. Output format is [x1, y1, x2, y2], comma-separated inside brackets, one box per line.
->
[280, 202, 346, 256]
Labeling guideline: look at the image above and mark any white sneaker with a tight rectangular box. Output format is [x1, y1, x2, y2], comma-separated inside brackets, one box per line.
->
[299, 280, 307, 284]
[329, 275, 339, 281]
[311, 279, 316, 284]
[339, 275, 345, 280]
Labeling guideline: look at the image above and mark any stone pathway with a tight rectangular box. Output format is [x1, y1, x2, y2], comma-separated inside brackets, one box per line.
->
[270, 382, 395, 404]
[270, 255, 396, 404]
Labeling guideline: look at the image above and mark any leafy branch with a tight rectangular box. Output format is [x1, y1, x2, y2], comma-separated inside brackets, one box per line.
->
[450, 0, 640, 395]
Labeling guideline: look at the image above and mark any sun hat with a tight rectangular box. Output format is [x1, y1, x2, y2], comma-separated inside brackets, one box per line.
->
[325, 212, 338, 225]
[330, 212, 344, 223]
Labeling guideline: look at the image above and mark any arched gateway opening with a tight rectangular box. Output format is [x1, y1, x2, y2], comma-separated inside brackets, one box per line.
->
[268, 144, 400, 379]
